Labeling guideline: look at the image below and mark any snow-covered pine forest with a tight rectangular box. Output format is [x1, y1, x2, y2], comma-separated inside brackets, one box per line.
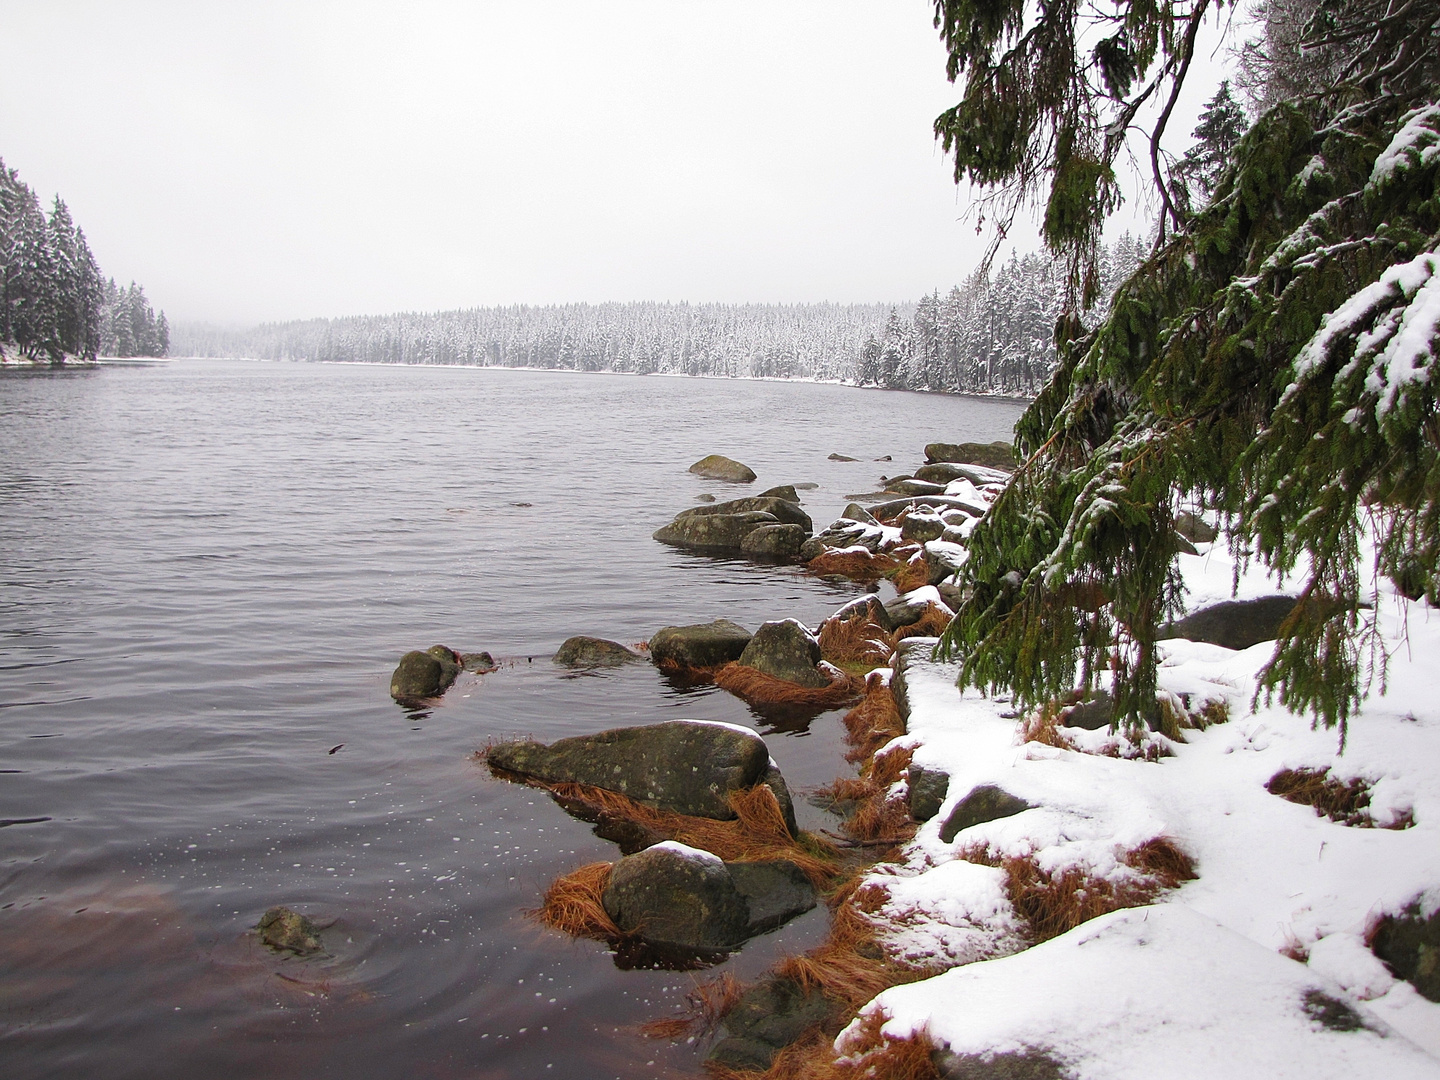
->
[170, 235, 1143, 396]
[0, 158, 168, 362]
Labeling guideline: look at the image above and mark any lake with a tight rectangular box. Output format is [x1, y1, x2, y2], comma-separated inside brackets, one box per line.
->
[0, 359, 1023, 1079]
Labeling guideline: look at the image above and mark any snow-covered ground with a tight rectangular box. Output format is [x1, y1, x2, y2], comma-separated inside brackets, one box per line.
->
[846, 530, 1440, 1076]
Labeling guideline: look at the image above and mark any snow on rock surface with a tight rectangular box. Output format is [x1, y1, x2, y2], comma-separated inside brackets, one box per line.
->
[849, 540, 1440, 1069]
[857, 904, 1440, 1079]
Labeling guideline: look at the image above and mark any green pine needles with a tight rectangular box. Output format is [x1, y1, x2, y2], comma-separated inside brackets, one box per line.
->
[932, 1, 1440, 741]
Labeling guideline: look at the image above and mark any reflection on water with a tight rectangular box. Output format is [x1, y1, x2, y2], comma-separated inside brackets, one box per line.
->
[0, 360, 1021, 1079]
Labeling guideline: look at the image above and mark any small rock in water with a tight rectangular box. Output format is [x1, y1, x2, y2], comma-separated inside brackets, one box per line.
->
[553, 636, 640, 669]
[827, 453, 858, 461]
[695, 493, 716, 502]
[390, 646, 461, 701]
[874, 455, 892, 461]
[792, 482, 819, 490]
[689, 455, 757, 482]
[462, 650, 497, 673]
[257, 906, 322, 955]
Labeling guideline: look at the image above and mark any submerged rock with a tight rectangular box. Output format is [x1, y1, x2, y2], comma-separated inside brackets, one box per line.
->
[741, 523, 807, 560]
[256, 906, 322, 955]
[649, 619, 753, 670]
[553, 636, 641, 668]
[924, 440, 1017, 471]
[1158, 595, 1298, 651]
[390, 646, 460, 700]
[735, 619, 829, 688]
[708, 975, 833, 1070]
[462, 650, 497, 673]
[828, 452, 858, 461]
[603, 842, 750, 950]
[689, 455, 757, 482]
[939, 784, 1033, 843]
[486, 719, 770, 820]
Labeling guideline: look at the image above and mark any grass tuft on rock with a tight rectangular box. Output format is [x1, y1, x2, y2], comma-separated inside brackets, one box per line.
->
[534, 861, 620, 940]
[713, 662, 862, 708]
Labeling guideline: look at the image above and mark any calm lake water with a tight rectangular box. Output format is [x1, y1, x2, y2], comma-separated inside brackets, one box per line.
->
[0, 359, 1023, 1079]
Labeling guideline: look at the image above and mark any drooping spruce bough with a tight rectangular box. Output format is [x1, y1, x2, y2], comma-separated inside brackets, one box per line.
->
[931, 0, 1440, 741]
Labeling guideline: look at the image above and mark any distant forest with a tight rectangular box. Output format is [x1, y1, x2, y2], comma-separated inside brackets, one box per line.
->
[173, 235, 1144, 397]
[0, 157, 168, 362]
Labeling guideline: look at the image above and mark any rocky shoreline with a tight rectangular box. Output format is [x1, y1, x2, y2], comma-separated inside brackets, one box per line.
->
[262, 443, 1440, 1078]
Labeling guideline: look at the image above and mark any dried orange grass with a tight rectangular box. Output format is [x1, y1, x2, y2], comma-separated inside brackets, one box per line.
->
[888, 555, 933, 595]
[959, 836, 1197, 942]
[534, 861, 620, 939]
[539, 781, 843, 887]
[816, 609, 894, 667]
[714, 662, 862, 708]
[640, 972, 746, 1040]
[807, 548, 901, 581]
[841, 673, 906, 765]
[1265, 766, 1407, 828]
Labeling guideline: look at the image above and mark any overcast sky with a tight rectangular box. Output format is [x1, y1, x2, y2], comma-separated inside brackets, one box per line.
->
[0, 2, 1236, 324]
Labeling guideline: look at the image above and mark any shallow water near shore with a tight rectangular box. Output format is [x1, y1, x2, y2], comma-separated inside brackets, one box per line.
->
[0, 359, 1022, 1079]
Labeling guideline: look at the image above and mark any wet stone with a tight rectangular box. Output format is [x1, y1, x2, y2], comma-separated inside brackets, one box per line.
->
[707, 976, 833, 1070]
[256, 906, 322, 955]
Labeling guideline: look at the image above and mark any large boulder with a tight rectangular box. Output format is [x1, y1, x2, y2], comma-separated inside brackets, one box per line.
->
[486, 719, 770, 820]
[553, 636, 641, 668]
[741, 523, 807, 560]
[649, 619, 753, 670]
[939, 784, 1033, 843]
[389, 645, 460, 700]
[842, 502, 878, 524]
[925, 440, 1017, 471]
[602, 842, 751, 950]
[1370, 899, 1440, 1002]
[690, 455, 756, 482]
[1158, 595, 1298, 651]
[736, 620, 830, 689]
[654, 510, 778, 550]
[676, 497, 813, 532]
[708, 975, 833, 1070]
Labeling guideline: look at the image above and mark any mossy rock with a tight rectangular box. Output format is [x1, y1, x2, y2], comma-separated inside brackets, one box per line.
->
[736, 620, 829, 688]
[741, 523, 807, 560]
[256, 906, 322, 955]
[486, 719, 771, 820]
[675, 496, 813, 532]
[553, 636, 640, 668]
[602, 842, 751, 950]
[653, 511, 779, 550]
[649, 619, 753, 670]
[924, 440, 1017, 470]
[390, 646, 460, 700]
[689, 455, 757, 482]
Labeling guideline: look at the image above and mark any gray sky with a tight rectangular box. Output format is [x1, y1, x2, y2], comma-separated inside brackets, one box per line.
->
[0, 2, 1235, 324]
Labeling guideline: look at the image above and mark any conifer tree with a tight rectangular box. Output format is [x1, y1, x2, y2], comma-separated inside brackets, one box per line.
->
[1176, 80, 1247, 205]
[934, 0, 1440, 739]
